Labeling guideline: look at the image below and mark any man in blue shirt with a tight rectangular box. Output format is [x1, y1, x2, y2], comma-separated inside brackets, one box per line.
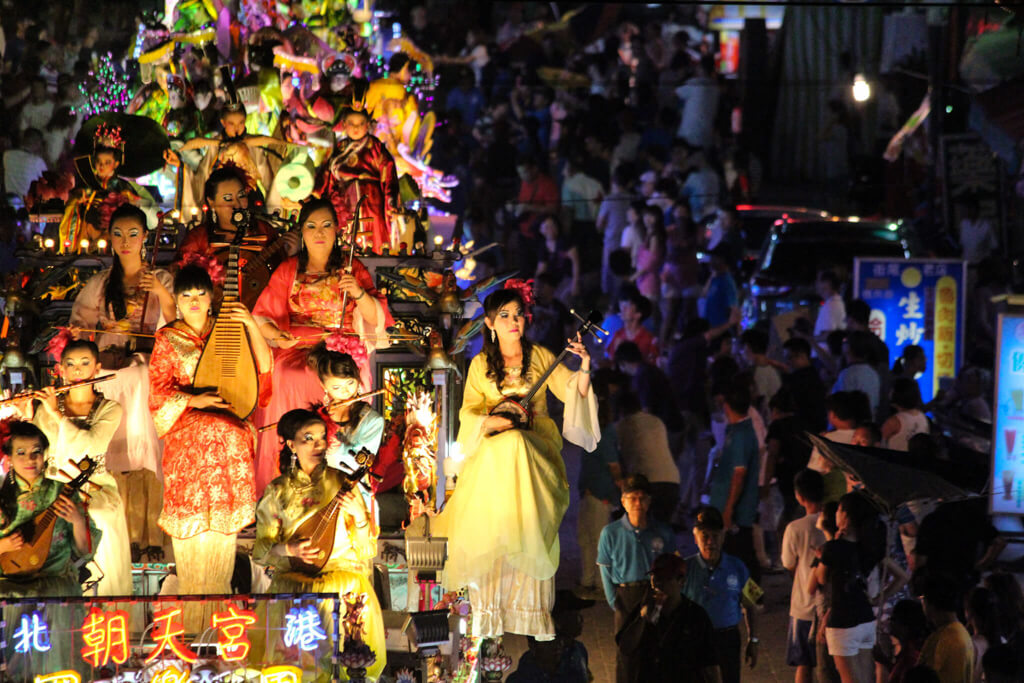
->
[704, 246, 739, 329]
[709, 380, 762, 585]
[597, 474, 677, 683]
[683, 506, 759, 683]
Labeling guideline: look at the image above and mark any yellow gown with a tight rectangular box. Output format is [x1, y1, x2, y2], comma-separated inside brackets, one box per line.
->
[435, 345, 599, 638]
[252, 463, 385, 681]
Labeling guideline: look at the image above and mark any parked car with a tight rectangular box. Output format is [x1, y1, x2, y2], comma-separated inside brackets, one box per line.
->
[742, 218, 920, 324]
[699, 205, 832, 276]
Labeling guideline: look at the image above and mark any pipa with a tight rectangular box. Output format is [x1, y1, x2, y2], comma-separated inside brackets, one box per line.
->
[193, 237, 261, 420]
[0, 458, 95, 577]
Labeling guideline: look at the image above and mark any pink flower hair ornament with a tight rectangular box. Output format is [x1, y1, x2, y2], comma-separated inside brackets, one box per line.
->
[177, 251, 226, 287]
[46, 327, 75, 362]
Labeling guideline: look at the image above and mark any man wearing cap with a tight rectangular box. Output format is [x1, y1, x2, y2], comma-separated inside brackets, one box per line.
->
[597, 474, 678, 683]
[617, 553, 722, 683]
[683, 505, 759, 683]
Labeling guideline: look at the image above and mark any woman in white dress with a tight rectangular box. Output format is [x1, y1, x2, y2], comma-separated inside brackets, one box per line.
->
[69, 203, 174, 554]
[32, 339, 132, 596]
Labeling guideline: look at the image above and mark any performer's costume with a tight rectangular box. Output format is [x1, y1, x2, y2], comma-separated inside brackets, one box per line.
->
[0, 475, 100, 678]
[33, 395, 133, 598]
[251, 256, 391, 493]
[149, 319, 272, 630]
[70, 267, 173, 553]
[252, 462, 385, 678]
[433, 346, 599, 638]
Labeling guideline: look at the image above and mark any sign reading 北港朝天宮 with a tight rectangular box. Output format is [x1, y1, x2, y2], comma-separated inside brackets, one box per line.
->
[991, 314, 1024, 515]
[853, 258, 966, 404]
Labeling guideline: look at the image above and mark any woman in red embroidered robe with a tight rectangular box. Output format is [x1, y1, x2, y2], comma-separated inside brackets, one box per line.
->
[149, 264, 273, 632]
[252, 198, 392, 494]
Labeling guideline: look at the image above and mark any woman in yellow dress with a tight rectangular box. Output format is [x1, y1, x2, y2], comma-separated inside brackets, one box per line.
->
[253, 409, 385, 679]
[435, 286, 600, 639]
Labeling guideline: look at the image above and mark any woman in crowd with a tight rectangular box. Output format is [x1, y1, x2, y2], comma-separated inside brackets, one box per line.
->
[32, 339, 131, 597]
[149, 264, 273, 631]
[634, 204, 665, 303]
[434, 285, 599, 639]
[882, 378, 929, 452]
[535, 214, 581, 299]
[0, 421, 100, 676]
[810, 492, 883, 683]
[252, 198, 392, 493]
[70, 203, 174, 556]
[253, 409, 385, 677]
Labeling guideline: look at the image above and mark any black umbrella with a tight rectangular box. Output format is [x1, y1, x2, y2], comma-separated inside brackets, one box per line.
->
[73, 113, 170, 180]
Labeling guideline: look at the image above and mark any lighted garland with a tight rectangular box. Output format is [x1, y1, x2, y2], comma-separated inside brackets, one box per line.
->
[75, 54, 134, 118]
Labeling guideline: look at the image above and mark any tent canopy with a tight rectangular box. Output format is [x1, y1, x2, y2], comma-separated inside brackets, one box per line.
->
[808, 434, 974, 515]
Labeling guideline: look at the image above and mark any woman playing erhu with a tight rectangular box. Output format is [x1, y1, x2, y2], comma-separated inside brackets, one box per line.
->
[433, 285, 599, 639]
[251, 198, 391, 493]
[69, 203, 174, 557]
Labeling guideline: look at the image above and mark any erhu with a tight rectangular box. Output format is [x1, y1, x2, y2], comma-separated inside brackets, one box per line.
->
[487, 310, 607, 434]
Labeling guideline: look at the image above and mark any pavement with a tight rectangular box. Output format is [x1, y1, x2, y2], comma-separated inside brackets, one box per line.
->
[496, 443, 795, 683]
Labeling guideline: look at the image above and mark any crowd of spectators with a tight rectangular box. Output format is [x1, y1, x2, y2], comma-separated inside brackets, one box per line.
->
[0, 3, 1018, 683]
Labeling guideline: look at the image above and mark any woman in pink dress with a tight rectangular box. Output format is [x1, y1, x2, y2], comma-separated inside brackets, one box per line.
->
[634, 205, 665, 302]
[252, 198, 392, 494]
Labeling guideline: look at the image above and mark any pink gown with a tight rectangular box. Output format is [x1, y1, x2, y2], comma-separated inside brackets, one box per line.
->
[251, 256, 391, 494]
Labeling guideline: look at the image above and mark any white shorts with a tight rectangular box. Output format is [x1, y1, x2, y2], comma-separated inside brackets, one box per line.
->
[825, 620, 876, 657]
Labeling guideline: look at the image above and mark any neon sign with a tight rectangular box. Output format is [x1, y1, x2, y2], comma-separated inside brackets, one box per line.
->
[145, 607, 197, 664]
[211, 604, 257, 662]
[14, 612, 52, 654]
[283, 605, 328, 652]
[80, 608, 130, 667]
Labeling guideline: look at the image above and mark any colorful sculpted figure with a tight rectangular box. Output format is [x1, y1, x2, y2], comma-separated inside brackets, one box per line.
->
[314, 82, 401, 254]
[60, 123, 153, 254]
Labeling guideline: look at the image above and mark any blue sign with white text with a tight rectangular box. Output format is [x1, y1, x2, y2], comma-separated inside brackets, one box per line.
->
[853, 258, 966, 404]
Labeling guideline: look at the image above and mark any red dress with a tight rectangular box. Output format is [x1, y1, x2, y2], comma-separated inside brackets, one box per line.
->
[149, 320, 272, 539]
[250, 256, 392, 494]
[314, 134, 401, 254]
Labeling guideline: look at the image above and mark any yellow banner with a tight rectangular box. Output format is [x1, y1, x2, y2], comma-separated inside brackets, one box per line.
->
[933, 275, 958, 396]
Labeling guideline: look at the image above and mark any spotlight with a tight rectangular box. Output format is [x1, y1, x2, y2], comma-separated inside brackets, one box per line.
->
[852, 74, 871, 103]
[96, 239, 108, 250]
[80, 239, 91, 250]
[43, 238, 55, 249]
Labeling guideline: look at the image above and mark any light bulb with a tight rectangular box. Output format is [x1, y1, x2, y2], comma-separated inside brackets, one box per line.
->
[852, 74, 871, 103]
[80, 239, 90, 249]
[43, 238, 55, 249]
[96, 239, 108, 250]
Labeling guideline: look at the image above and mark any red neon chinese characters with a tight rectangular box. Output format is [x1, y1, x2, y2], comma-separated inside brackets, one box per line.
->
[211, 604, 257, 662]
[81, 608, 130, 668]
[145, 607, 197, 664]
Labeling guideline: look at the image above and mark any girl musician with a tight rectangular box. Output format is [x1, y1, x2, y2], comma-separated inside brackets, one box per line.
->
[31, 340, 132, 597]
[251, 198, 391, 493]
[310, 344, 385, 520]
[253, 409, 384, 676]
[70, 203, 173, 557]
[0, 421, 100, 676]
[149, 265, 272, 632]
[433, 286, 599, 640]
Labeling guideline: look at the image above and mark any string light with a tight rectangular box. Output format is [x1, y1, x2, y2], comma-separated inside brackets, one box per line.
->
[75, 54, 134, 118]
